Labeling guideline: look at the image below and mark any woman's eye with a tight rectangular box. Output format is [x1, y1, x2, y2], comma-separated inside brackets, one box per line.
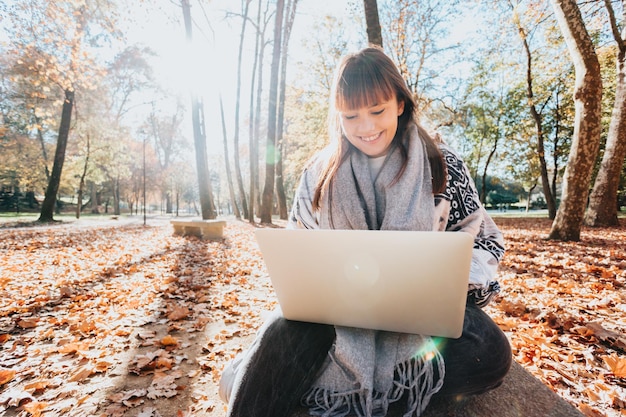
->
[343, 115, 357, 120]
[372, 109, 384, 115]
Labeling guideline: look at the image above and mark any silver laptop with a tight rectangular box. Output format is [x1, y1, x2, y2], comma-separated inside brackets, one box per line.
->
[255, 229, 473, 338]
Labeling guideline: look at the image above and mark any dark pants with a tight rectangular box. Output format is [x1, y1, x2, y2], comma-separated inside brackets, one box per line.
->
[224, 303, 511, 417]
[432, 302, 512, 398]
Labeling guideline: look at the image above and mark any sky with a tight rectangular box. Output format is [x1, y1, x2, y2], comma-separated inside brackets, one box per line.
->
[124, 0, 357, 92]
[114, 0, 363, 157]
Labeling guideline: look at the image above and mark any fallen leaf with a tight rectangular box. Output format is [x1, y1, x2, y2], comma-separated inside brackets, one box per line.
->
[69, 365, 94, 382]
[579, 403, 606, 417]
[604, 354, 626, 378]
[17, 317, 39, 328]
[160, 335, 178, 346]
[167, 305, 190, 321]
[24, 379, 49, 393]
[500, 299, 526, 317]
[58, 341, 90, 355]
[584, 322, 626, 351]
[0, 368, 16, 385]
[22, 401, 48, 417]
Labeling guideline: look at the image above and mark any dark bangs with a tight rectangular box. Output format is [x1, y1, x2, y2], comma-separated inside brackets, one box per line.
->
[334, 56, 396, 111]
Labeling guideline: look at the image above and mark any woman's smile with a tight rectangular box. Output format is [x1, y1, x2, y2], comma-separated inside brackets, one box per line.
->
[339, 95, 405, 158]
[360, 131, 383, 142]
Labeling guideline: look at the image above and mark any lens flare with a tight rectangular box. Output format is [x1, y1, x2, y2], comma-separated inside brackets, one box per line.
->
[413, 336, 445, 362]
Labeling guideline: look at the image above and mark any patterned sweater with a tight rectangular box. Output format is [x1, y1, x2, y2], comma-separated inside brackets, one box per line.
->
[288, 144, 505, 307]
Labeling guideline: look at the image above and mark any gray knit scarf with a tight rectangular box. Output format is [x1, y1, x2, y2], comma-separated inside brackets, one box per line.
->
[302, 122, 445, 417]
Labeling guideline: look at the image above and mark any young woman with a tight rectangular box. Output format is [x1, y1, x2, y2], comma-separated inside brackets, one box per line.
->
[219, 46, 511, 417]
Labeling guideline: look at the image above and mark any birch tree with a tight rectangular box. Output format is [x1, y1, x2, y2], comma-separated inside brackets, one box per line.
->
[220, 95, 241, 219]
[275, 0, 299, 220]
[231, 0, 252, 220]
[260, 0, 285, 224]
[181, 0, 216, 219]
[248, 0, 272, 223]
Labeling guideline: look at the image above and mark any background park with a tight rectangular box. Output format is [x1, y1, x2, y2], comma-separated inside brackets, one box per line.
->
[0, 0, 625, 416]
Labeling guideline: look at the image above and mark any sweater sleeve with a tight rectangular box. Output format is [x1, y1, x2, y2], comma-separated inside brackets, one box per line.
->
[436, 146, 505, 307]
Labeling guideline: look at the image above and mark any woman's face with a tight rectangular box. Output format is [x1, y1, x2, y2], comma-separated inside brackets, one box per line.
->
[338, 94, 405, 158]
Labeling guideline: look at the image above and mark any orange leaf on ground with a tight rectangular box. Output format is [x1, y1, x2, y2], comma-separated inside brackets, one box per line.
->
[167, 305, 190, 321]
[499, 299, 526, 317]
[17, 317, 39, 328]
[22, 401, 48, 417]
[584, 322, 626, 351]
[0, 369, 16, 385]
[160, 335, 178, 346]
[58, 341, 90, 355]
[579, 403, 606, 417]
[604, 355, 626, 378]
[69, 365, 94, 382]
[24, 379, 49, 393]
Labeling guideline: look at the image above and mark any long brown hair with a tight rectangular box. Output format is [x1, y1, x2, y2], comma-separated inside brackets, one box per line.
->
[312, 46, 446, 210]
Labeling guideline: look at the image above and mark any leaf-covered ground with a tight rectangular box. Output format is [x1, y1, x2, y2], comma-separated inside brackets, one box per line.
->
[0, 216, 624, 417]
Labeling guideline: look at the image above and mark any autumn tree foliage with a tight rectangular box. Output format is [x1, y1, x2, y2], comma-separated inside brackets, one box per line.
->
[381, 0, 462, 114]
[1, 0, 120, 222]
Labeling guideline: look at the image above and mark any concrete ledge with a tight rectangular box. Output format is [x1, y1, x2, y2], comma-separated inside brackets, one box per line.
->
[292, 361, 583, 417]
[170, 219, 226, 240]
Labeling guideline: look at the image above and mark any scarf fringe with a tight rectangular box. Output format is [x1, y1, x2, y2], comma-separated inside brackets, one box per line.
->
[302, 347, 445, 417]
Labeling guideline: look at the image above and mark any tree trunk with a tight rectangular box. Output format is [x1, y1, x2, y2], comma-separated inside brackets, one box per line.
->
[548, 0, 603, 241]
[248, 0, 265, 224]
[166, 191, 172, 214]
[90, 181, 100, 214]
[76, 134, 90, 219]
[233, 0, 252, 220]
[480, 136, 498, 205]
[114, 176, 121, 216]
[220, 95, 241, 219]
[182, 0, 216, 219]
[517, 22, 557, 219]
[260, 0, 285, 223]
[76, 182, 84, 219]
[552, 87, 562, 202]
[39, 89, 74, 222]
[275, 0, 298, 220]
[584, 1, 626, 227]
[526, 183, 537, 212]
[363, 0, 383, 48]
[36, 123, 51, 182]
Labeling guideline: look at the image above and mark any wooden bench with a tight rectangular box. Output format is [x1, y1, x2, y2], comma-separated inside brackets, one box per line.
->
[170, 219, 226, 240]
[292, 361, 584, 417]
